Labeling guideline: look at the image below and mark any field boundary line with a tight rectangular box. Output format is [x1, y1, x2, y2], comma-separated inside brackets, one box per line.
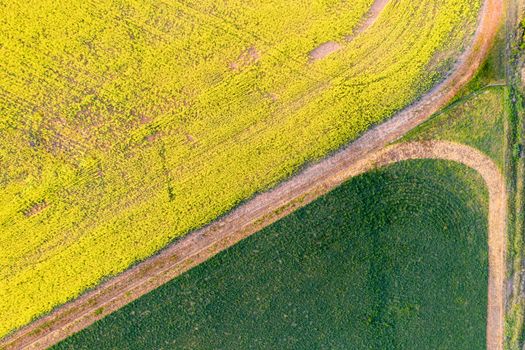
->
[4, 141, 507, 350]
[0, 0, 503, 348]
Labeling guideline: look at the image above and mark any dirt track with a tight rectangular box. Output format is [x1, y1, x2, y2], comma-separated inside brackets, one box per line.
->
[310, 0, 388, 60]
[0, 0, 504, 349]
[375, 142, 507, 350]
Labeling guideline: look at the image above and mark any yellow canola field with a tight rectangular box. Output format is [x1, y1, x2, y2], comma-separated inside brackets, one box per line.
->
[0, 0, 480, 337]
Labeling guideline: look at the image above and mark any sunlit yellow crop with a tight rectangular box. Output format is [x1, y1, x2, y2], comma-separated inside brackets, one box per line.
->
[0, 0, 480, 337]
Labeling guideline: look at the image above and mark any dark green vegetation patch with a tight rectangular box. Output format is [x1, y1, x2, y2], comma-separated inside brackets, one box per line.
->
[55, 160, 488, 350]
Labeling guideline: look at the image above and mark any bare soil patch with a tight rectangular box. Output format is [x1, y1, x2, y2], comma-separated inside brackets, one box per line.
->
[229, 46, 260, 70]
[308, 41, 343, 61]
[309, 0, 389, 62]
[346, 0, 390, 42]
[23, 201, 48, 218]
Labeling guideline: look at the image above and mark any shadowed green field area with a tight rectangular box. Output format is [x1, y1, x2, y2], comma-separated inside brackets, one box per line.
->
[55, 160, 488, 350]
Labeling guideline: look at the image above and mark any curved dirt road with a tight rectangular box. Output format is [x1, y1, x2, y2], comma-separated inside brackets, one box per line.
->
[372, 141, 506, 350]
[310, 0, 389, 60]
[4, 141, 507, 350]
[0, 0, 504, 349]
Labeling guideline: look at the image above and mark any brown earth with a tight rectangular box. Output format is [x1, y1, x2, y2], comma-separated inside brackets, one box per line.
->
[0, 0, 503, 348]
[345, 0, 390, 42]
[229, 46, 260, 70]
[309, 41, 343, 61]
[309, 0, 389, 61]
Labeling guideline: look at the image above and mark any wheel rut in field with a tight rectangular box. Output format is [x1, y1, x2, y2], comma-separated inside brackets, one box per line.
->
[309, 0, 389, 61]
[349, 0, 390, 40]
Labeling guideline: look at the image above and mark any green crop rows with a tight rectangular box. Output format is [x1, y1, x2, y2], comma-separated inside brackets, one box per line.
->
[54, 160, 488, 350]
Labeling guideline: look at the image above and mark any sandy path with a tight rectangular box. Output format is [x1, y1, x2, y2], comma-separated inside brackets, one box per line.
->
[0, 0, 503, 348]
[350, 0, 390, 38]
[374, 142, 507, 350]
[309, 0, 389, 60]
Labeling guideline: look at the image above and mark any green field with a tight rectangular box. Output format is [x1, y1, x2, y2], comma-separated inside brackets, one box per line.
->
[0, 0, 481, 335]
[54, 160, 489, 350]
[404, 86, 507, 168]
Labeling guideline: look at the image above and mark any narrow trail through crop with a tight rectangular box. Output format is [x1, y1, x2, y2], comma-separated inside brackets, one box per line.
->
[0, 0, 503, 348]
[310, 0, 389, 60]
[351, 0, 390, 38]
